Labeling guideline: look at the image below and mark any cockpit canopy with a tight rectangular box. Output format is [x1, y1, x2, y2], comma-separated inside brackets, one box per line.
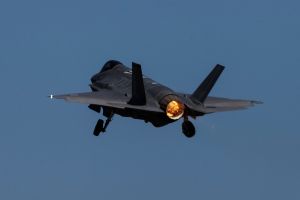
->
[100, 60, 122, 73]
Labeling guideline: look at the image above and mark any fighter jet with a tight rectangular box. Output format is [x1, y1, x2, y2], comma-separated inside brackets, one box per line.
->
[50, 60, 261, 138]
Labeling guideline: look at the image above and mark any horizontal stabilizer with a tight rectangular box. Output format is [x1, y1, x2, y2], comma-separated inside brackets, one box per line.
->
[192, 64, 225, 103]
[128, 62, 147, 105]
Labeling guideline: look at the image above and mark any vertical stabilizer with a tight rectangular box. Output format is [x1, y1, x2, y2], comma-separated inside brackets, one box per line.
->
[192, 64, 225, 103]
[128, 62, 147, 105]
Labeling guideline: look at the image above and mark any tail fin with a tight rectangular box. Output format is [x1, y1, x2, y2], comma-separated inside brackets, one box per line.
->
[191, 64, 225, 103]
[128, 62, 147, 105]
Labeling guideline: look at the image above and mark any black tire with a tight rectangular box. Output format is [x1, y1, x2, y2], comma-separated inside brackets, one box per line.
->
[182, 121, 196, 138]
[93, 119, 104, 136]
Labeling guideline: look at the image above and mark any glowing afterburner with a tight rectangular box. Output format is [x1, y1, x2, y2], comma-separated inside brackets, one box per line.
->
[166, 100, 185, 120]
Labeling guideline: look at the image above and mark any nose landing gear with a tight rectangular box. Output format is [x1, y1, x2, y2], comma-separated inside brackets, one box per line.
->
[93, 112, 114, 136]
[93, 119, 104, 136]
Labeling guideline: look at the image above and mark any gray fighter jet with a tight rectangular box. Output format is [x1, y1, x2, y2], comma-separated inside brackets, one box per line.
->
[50, 60, 261, 138]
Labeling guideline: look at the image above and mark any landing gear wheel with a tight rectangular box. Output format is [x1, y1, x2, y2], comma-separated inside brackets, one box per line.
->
[93, 119, 104, 136]
[182, 121, 196, 138]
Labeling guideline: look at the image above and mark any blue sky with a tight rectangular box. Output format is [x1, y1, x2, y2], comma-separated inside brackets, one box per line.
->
[0, 0, 299, 199]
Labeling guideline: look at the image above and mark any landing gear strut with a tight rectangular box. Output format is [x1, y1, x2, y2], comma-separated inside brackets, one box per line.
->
[182, 118, 196, 138]
[93, 112, 114, 136]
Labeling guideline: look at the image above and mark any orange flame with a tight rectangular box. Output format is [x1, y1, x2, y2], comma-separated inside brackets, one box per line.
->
[166, 100, 185, 120]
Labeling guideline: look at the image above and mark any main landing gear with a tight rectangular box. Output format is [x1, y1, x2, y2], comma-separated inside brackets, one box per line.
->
[93, 111, 114, 136]
[181, 117, 196, 138]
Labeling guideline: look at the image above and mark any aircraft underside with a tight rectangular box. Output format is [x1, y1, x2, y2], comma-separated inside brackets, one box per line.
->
[90, 106, 197, 138]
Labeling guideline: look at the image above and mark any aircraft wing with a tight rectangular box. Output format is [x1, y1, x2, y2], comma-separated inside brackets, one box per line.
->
[202, 96, 262, 113]
[50, 90, 164, 113]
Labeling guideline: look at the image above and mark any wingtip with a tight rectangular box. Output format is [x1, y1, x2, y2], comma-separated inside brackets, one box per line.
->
[252, 100, 264, 105]
[48, 94, 54, 99]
